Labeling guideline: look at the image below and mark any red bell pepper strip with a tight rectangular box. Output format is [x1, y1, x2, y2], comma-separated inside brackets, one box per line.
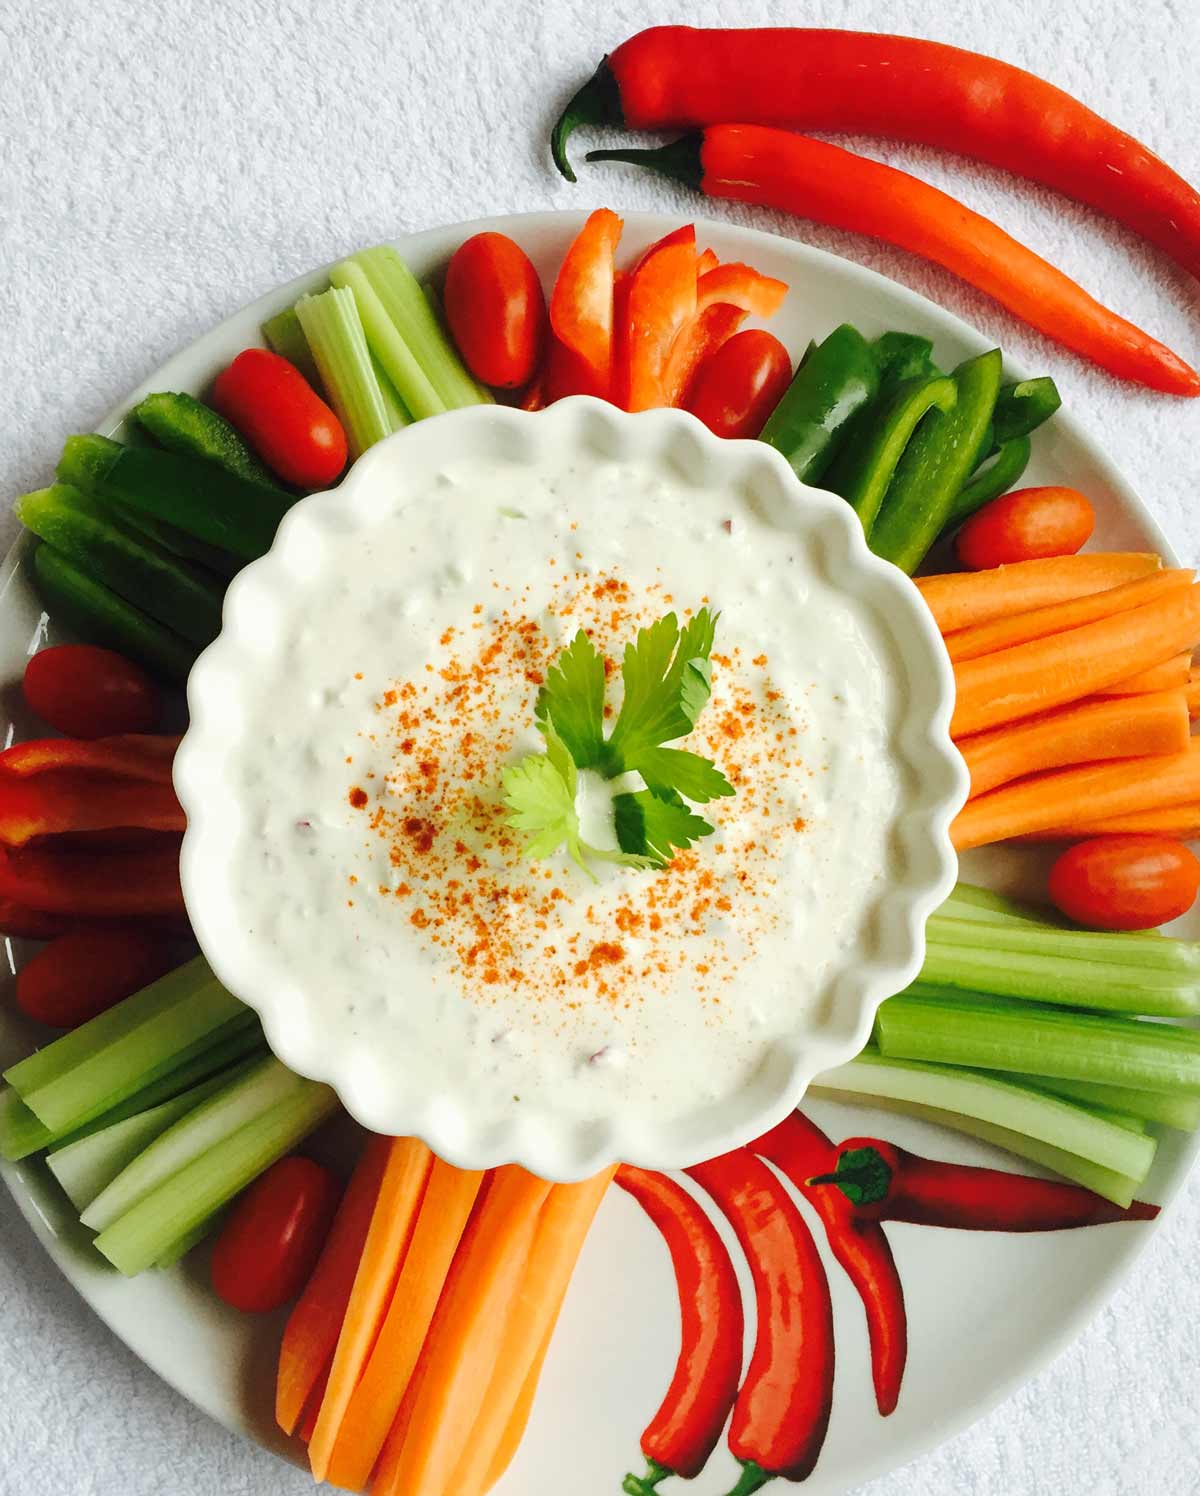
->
[664, 304, 747, 408]
[753, 1111, 907, 1418]
[696, 247, 719, 277]
[548, 207, 624, 399]
[0, 839, 185, 918]
[617, 1166, 744, 1491]
[696, 264, 787, 318]
[624, 225, 699, 411]
[810, 1136, 1160, 1231]
[588, 127, 1200, 397]
[0, 772, 185, 846]
[0, 735, 179, 785]
[687, 1149, 834, 1494]
[553, 27, 1200, 287]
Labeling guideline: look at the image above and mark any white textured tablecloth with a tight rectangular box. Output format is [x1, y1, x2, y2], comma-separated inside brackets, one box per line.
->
[2, 1, 1200, 1492]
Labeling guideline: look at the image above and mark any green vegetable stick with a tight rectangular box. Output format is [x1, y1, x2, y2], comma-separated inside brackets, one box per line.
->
[945, 436, 1032, 530]
[133, 391, 278, 488]
[295, 287, 394, 459]
[758, 323, 881, 484]
[329, 259, 445, 421]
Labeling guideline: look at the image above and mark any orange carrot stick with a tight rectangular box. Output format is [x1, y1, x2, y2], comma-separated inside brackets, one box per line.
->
[276, 1137, 390, 1436]
[916, 553, 1160, 634]
[942, 569, 1193, 663]
[952, 741, 1200, 849]
[1094, 651, 1192, 696]
[371, 1166, 554, 1496]
[449, 1168, 616, 1496]
[1025, 804, 1200, 839]
[481, 1325, 556, 1493]
[296, 1361, 332, 1445]
[323, 1159, 485, 1492]
[958, 690, 1190, 799]
[951, 585, 1200, 737]
[307, 1137, 434, 1482]
[1189, 669, 1200, 719]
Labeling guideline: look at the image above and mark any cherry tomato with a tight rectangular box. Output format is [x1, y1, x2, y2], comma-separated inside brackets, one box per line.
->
[16, 928, 175, 1028]
[957, 486, 1095, 570]
[211, 1156, 342, 1314]
[212, 348, 347, 489]
[443, 233, 548, 389]
[683, 330, 793, 440]
[24, 645, 159, 739]
[1048, 836, 1200, 930]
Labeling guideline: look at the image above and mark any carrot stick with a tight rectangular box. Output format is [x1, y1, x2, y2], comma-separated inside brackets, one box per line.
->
[1188, 669, 1200, 719]
[370, 1166, 554, 1496]
[276, 1136, 390, 1435]
[449, 1168, 616, 1496]
[296, 1361, 332, 1444]
[1023, 804, 1200, 839]
[952, 741, 1200, 849]
[916, 553, 1161, 634]
[942, 570, 1193, 663]
[951, 585, 1200, 737]
[307, 1137, 434, 1482]
[1095, 651, 1192, 696]
[959, 690, 1190, 799]
[323, 1159, 485, 1492]
[480, 1325, 556, 1493]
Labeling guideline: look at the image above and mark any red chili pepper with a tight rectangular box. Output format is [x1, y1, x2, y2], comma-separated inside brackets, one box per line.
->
[0, 735, 179, 785]
[553, 27, 1200, 287]
[548, 207, 624, 399]
[0, 840, 185, 918]
[810, 1136, 1160, 1231]
[616, 1165, 744, 1492]
[753, 1112, 907, 1418]
[587, 127, 1199, 397]
[0, 896, 83, 941]
[687, 1148, 834, 1493]
[0, 773, 184, 847]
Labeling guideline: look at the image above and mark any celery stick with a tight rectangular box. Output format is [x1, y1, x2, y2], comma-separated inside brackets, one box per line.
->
[1006, 1073, 1200, 1131]
[809, 1089, 1144, 1207]
[262, 307, 322, 390]
[814, 1050, 1155, 1179]
[81, 1057, 311, 1233]
[0, 1088, 52, 1161]
[936, 882, 1057, 927]
[877, 993, 1200, 1095]
[295, 287, 394, 459]
[373, 351, 413, 428]
[926, 916, 1196, 973]
[330, 260, 445, 421]
[47, 1069, 234, 1212]
[8, 961, 249, 1133]
[157, 1214, 222, 1269]
[93, 1080, 338, 1276]
[350, 246, 491, 409]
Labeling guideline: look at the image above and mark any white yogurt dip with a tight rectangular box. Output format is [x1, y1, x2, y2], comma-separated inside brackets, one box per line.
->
[216, 448, 900, 1140]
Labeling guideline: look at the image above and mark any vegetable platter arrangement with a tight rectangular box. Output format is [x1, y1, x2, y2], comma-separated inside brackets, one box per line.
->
[4, 23, 1200, 1496]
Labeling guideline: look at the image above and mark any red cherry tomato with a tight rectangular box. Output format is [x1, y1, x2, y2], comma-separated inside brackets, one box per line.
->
[957, 486, 1095, 570]
[16, 929, 175, 1028]
[1048, 836, 1200, 930]
[24, 645, 159, 739]
[211, 1156, 342, 1314]
[683, 330, 793, 440]
[212, 348, 347, 489]
[443, 233, 548, 389]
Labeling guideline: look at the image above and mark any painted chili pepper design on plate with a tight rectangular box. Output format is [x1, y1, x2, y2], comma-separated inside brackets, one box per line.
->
[619, 1111, 1159, 1491]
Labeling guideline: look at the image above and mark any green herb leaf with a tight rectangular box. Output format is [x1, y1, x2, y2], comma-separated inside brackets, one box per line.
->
[632, 746, 734, 804]
[613, 789, 714, 869]
[501, 753, 580, 863]
[535, 630, 606, 769]
[605, 608, 718, 768]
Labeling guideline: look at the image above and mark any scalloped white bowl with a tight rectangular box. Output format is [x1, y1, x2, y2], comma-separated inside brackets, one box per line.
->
[176, 398, 966, 1179]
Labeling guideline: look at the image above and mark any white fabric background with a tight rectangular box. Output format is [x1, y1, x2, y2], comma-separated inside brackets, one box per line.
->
[2, 1, 1199, 1492]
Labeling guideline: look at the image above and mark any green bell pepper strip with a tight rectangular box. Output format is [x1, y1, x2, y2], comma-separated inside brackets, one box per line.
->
[824, 374, 958, 537]
[872, 331, 940, 386]
[993, 376, 1061, 445]
[945, 435, 1033, 529]
[869, 348, 1003, 573]
[132, 392, 278, 490]
[758, 324, 880, 484]
[31, 545, 196, 682]
[70, 444, 293, 562]
[15, 484, 224, 647]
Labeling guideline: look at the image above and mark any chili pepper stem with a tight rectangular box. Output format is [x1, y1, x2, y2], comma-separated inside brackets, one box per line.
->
[622, 1458, 673, 1495]
[587, 138, 705, 192]
[723, 1459, 776, 1496]
[552, 58, 624, 182]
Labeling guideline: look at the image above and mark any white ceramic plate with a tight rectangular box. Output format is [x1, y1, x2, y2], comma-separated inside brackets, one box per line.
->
[0, 210, 1192, 1495]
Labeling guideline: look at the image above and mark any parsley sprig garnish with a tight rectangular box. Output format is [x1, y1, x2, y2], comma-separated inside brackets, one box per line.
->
[502, 609, 734, 873]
